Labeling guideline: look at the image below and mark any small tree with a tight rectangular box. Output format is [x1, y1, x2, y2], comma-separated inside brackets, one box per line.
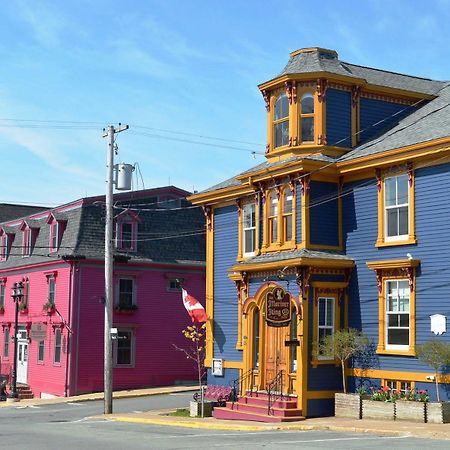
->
[417, 339, 450, 402]
[173, 323, 206, 395]
[317, 328, 369, 394]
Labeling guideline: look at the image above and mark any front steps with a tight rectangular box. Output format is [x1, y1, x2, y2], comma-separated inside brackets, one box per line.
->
[17, 384, 34, 400]
[213, 391, 305, 423]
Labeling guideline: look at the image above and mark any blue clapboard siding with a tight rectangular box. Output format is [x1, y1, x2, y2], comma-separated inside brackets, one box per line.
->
[359, 98, 414, 144]
[326, 88, 352, 148]
[309, 181, 339, 246]
[296, 184, 302, 246]
[213, 205, 241, 361]
[207, 368, 239, 387]
[343, 165, 450, 399]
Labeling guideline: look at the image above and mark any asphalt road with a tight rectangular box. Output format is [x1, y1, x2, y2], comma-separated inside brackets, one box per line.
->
[0, 393, 449, 449]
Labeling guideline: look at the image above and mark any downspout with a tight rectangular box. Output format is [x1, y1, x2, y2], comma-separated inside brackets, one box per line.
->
[64, 261, 75, 397]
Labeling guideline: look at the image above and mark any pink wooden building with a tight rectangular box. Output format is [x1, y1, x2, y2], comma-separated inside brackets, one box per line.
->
[0, 187, 205, 398]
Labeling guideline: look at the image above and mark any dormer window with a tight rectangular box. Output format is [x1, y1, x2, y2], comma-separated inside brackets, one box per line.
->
[299, 93, 315, 143]
[46, 214, 66, 253]
[0, 233, 8, 261]
[274, 94, 289, 148]
[115, 211, 140, 252]
[22, 226, 32, 257]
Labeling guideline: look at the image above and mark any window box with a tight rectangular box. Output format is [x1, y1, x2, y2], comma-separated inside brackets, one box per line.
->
[426, 402, 450, 423]
[395, 399, 426, 422]
[42, 302, 55, 315]
[362, 399, 395, 420]
[114, 304, 138, 314]
[0, 306, 4, 314]
[335, 393, 362, 419]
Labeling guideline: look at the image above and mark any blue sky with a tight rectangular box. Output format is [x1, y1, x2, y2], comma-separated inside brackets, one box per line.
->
[1, 0, 450, 206]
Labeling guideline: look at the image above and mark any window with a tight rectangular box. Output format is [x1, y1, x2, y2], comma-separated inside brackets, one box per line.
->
[114, 329, 134, 366]
[317, 297, 335, 358]
[118, 278, 134, 309]
[23, 278, 30, 309]
[49, 222, 59, 252]
[168, 278, 183, 291]
[385, 279, 410, 349]
[263, 186, 296, 251]
[384, 379, 414, 395]
[299, 93, 315, 143]
[252, 307, 260, 369]
[0, 281, 5, 310]
[54, 328, 62, 364]
[243, 203, 256, 256]
[48, 277, 56, 305]
[268, 191, 278, 245]
[289, 307, 298, 373]
[38, 340, 45, 363]
[116, 220, 137, 252]
[273, 94, 289, 148]
[376, 171, 416, 247]
[0, 233, 8, 261]
[367, 259, 418, 356]
[3, 327, 9, 358]
[22, 227, 31, 256]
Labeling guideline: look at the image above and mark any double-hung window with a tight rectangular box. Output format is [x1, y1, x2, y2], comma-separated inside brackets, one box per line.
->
[299, 93, 315, 143]
[114, 328, 134, 366]
[49, 222, 59, 252]
[317, 297, 335, 359]
[54, 328, 62, 364]
[385, 175, 408, 240]
[22, 227, 31, 256]
[3, 327, 9, 358]
[273, 94, 289, 148]
[0, 281, 5, 311]
[268, 191, 278, 246]
[48, 277, 56, 305]
[118, 278, 135, 309]
[243, 203, 256, 256]
[0, 234, 8, 261]
[282, 189, 293, 242]
[385, 279, 410, 349]
[116, 220, 137, 252]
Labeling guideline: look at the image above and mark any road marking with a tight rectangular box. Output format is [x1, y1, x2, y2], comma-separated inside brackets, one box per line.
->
[16, 405, 40, 409]
[67, 402, 83, 406]
[276, 436, 409, 444]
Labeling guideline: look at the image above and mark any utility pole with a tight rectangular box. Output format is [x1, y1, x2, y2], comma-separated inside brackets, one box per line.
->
[103, 124, 129, 414]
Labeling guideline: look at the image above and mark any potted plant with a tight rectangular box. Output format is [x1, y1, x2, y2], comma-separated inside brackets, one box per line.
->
[317, 328, 369, 419]
[173, 323, 209, 417]
[416, 339, 450, 423]
[362, 386, 396, 420]
[42, 301, 55, 314]
[395, 389, 428, 422]
[18, 302, 28, 314]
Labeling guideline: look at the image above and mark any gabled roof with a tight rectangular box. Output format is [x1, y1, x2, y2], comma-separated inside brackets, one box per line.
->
[276, 47, 445, 96]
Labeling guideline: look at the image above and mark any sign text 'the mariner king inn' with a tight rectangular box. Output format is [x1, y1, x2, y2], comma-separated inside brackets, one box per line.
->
[265, 286, 291, 327]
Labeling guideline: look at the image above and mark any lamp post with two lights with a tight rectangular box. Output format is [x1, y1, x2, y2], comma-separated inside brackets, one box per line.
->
[9, 281, 24, 401]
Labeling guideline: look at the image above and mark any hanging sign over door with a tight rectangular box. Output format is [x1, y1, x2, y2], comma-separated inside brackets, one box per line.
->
[265, 286, 291, 327]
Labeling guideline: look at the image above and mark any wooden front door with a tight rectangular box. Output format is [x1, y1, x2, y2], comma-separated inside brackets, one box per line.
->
[264, 323, 289, 387]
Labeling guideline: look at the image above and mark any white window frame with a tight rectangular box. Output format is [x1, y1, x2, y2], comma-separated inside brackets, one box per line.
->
[49, 222, 60, 252]
[3, 327, 9, 358]
[0, 282, 5, 309]
[385, 279, 410, 351]
[384, 174, 409, 242]
[116, 277, 136, 308]
[48, 277, 56, 305]
[22, 228, 32, 257]
[242, 203, 256, 257]
[317, 297, 335, 360]
[0, 234, 7, 261]
[53, 328, 62, 365]
[113, 328, 135, 367]
[116, 220, 137, 252]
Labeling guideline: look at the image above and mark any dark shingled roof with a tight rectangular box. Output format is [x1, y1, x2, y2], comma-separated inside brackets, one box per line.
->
[0, 204, 47, 223]
[279, 48, 446, 95]
[236, 248, 353, 267]
[0, 188, 205, 270]
[200, 154, 335, 194]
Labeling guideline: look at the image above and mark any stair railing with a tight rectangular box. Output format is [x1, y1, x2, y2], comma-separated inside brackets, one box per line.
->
[266, 369, 285, 415]
[230, 368, 254, 405]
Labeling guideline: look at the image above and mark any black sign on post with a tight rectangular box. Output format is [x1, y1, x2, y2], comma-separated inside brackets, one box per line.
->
[265, 286, 291, 327]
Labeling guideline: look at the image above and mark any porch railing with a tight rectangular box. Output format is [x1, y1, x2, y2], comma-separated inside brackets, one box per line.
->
[231, 368, 254, 404]
[266, 369, 285, 415]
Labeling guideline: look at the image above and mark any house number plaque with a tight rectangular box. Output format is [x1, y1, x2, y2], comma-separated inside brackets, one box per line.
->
[265, 286, 291, 327]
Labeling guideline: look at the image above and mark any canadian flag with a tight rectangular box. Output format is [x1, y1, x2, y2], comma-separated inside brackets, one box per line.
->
[182, 288, 208, 323]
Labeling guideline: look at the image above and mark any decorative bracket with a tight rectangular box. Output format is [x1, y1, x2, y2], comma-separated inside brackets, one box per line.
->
[202, 206, 212, 231]
[317, 79, 328, 103]
[261, 90, 270, 111]
[351, 85, 361, 107]
[300, 175, 310, 195]
[318, 134, 327, 145]
[285, 81, 297, 104]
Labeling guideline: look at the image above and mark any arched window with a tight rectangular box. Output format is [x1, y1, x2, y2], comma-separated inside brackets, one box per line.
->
[273, 94, 289, 148]
[299, 93, 314, 143]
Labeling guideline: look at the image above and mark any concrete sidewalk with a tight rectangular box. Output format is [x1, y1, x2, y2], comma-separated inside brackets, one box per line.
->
[2, 385, 450, 440]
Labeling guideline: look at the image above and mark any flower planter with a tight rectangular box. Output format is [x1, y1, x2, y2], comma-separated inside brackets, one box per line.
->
[362, 399, 395, 420]
[395, 400, 426, 422]
[189, 400, 212, 417]
[426, 402, 450, 423]
[335, 393, 362, 419]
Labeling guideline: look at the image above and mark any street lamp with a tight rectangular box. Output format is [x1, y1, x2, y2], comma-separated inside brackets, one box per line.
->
[10, 281, 24, 401]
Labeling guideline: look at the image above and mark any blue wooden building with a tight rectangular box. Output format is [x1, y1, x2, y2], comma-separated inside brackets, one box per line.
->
[189, 47, 450, 419]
